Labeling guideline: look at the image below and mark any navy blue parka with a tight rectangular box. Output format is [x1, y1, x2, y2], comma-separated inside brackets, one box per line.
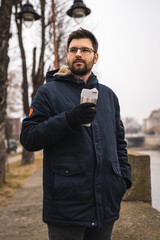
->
[20, 68, 132, 228]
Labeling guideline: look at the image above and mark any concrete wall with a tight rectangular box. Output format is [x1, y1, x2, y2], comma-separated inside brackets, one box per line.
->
[123, 151, 151, 203]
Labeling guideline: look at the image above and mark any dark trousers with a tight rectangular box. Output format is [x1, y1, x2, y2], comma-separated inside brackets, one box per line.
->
[48, 222, 114, 240]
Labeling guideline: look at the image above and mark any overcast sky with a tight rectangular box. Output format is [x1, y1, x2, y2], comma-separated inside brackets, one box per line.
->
[78, 0, 160, 123]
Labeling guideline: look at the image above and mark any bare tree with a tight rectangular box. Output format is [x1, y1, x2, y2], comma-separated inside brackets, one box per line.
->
[31, 0, 45, 99]
[7, 71, 22, 117]
[45, 0, 74, 70]
[14, 0, 33, 164]
[123, 117, 142, 134]
[55, 1, 73, 66]
[0, 0, 13, 184]
[14, 0, 46, 164]
[5, 118, 13, 141]
[12, 0, 73, 165]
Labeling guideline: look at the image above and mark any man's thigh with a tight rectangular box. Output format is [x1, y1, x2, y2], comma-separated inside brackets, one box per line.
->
[83, 222, 114, 240]
[47, 222, 114, 240]
[48, 224, 85, 240]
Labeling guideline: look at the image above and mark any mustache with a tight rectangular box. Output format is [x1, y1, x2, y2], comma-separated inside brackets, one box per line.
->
[73, 59, 85, 64]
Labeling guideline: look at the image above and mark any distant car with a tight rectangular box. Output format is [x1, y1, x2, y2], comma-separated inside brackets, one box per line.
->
[5, 139, 18, 153]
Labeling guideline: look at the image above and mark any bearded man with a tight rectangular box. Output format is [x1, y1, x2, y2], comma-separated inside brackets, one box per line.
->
[20, 28, 132, 240]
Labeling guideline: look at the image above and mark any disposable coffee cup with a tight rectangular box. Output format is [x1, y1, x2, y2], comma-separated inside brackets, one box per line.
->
[80, 88, 98, 126]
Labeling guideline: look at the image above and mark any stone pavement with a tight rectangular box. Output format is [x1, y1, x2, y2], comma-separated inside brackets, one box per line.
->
[0, 167, 47, 240]
[0, 167, 160, 240]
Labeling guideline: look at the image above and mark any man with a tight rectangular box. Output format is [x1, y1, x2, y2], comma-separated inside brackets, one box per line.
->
[20, 28, 132, 240]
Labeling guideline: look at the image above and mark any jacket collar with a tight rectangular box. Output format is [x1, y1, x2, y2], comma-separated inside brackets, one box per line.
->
[46, 66, 98, 88]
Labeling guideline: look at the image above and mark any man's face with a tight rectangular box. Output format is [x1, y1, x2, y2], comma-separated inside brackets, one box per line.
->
[67, 38, 98, 76]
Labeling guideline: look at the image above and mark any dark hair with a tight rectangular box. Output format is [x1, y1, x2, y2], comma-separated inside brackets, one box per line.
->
[67, 28, 98, 53]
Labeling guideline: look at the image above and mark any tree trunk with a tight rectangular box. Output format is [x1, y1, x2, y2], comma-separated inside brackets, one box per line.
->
[21, 148, 34, 165]
[0, 0, 13, 184]
[32, 0, 46, 99]
[52, 0, 58, 69]
[14, 2, 34, 165]
[14, 5, 29, 116]
[0, 123, 7, 184]
[14, 1, 46, 164]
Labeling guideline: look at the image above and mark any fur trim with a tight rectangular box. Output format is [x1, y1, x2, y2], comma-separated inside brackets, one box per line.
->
[53, 65, 72, 76]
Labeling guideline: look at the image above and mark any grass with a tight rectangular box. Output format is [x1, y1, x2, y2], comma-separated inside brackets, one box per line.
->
[0, 153, 43, 208]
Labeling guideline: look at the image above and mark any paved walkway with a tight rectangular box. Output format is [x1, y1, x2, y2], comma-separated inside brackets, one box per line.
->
[6, 154, 21, 165]
[0, 168, 160, 240]
[6, 149, 42, 165]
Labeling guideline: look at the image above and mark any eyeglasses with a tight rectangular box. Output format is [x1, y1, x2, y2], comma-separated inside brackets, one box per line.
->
[67, 47, 96, 56]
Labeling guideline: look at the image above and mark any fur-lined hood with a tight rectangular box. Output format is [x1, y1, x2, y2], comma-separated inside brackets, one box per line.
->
[53, 65, 72, 76]
[46, 65, 98, 86]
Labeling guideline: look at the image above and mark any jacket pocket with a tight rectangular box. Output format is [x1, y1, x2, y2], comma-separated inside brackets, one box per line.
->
[52, 160, 86, 176]
[111, 161, 127, 193]
[52, 160, 89, 201]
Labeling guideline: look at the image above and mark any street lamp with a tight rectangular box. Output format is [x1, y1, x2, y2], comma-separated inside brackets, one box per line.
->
[67, 0, 91, 24]
[17, 0, 91, 69]
[17, 1, 41, 28]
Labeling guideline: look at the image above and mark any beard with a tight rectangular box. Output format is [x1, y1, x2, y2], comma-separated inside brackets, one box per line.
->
[67, 58, 94, 76]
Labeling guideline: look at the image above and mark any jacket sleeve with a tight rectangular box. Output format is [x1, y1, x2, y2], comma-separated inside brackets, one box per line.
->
[20, 87, 74, 152]
[114, 96, 132, 189]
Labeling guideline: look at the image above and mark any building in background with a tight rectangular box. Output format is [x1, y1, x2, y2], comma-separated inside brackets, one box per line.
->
[143, 109, 160, 134]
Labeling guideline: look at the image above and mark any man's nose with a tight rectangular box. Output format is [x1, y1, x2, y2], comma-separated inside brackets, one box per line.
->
[75, 49, 82, 56]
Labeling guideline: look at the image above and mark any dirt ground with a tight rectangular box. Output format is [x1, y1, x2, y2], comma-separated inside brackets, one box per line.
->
[0, 167, 160, 240]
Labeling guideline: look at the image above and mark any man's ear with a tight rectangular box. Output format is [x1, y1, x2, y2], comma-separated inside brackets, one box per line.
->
[94, 53, 99, 64]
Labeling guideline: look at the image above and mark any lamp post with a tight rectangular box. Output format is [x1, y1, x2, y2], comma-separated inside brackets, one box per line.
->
[17, 1, 41, 28]
[66, 0, 91, 24]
